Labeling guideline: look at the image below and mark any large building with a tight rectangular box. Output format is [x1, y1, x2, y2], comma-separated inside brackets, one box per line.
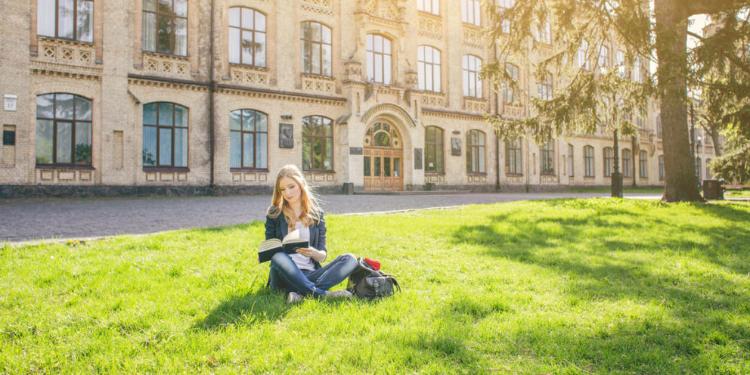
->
[0, 0, 718, 195]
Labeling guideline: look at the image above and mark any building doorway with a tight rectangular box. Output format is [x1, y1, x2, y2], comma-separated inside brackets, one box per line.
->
[363, 121, 403, 191]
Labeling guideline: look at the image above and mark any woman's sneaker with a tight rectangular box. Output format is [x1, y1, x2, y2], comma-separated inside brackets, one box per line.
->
[324, 290, 353, 300]
[286, 292, 303, 304]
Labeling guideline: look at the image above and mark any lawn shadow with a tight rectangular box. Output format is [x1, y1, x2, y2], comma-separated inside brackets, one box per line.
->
[194, 288, 292, 330]
[447, 199, 750, 372]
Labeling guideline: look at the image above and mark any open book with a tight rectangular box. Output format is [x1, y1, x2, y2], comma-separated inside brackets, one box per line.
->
[257, 237, 309, 263]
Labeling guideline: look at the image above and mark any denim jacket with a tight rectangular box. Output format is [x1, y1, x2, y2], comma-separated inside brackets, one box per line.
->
[264, 208, 327, 270]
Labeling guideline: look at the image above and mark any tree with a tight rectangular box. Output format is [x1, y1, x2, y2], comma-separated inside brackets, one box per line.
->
[711, 124, 750, 183]
[484, 0, 748, 202]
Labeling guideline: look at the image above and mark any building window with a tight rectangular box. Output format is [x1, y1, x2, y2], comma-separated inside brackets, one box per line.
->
[604, 147, 613, 177]
[639, 150, 648, 178]
[633, 56, 645, 83]
[540, 141, 555, 175]
[425, 126, 444, 173]
[229, 109, 267, 170]
[418, 46, 442, 92]
[577, 40, 590, 70]
[37, 0, 93, 42]
[584, 145, 595, 177]
[567, 144, 574, 177]
[302, 115, 333, 171]
[503, 63, 519, 104]
[228, 7, 266, 67]
[466, 129, 486, 174]
[417, 0, 439, 15]
[463, 55, 483, 98]
[35, 93, 92, 166]
[366, 34, 392, 85]
[461, 0, 480, 26]
[497, 0, 515, 32]
[301, 21, 332, 76]
[598, 45, 609, 70]
[658, 155, 664, 181]
[505, 138, 523, 175]
[143, 0, 188, 56]
[622, 148, 632, 177]
[616, 49, 626, 77]
[143, 102, 188, 168]
[536, 20, 551, 44]
[537, 74, 553, 100]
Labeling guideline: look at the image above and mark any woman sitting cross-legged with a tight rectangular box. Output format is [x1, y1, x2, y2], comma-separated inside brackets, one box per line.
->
[265, 164, 359, 304]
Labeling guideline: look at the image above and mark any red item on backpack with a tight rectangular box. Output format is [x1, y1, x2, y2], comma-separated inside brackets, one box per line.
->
[364, 257, 381, 271]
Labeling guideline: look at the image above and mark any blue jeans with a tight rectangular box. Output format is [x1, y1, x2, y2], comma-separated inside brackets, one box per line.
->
[268, 252, 358, 297]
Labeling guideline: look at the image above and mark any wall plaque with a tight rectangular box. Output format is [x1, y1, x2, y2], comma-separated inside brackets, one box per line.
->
[279, 123, 294, 149]
[349, 147, 363, 155]
[414, 148, 423, 170]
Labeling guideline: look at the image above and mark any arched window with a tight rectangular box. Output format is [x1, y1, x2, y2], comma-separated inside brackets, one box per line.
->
[229, 109, 267, 170]
[366, 34, 392, 84]
[598, 45, 609, 70]
[425, 126, 444, 173]
[38, 0, 93, 42]
[463, 55, 483, 98]
[604, 147, 613, 177]
[577, 40, 590, 70]
[301, 21, 332, 76]
[418, 46, 441, 92]
[143, 0, 188, 56]
[142, 102, 188, 168]
[622, 148, 632, 177]
[466, 129, 485, 174]
[537, 73, 553, 100]
[503, 63, 519, 104]
[639, 150, 648, 178]
[36, 93, 92, 166]
[228, 7, 266, 66]
[541, 141, 555, 175]
[302, 115, 333, 171]
[505, 138, 523, 175]
[584, 145, 595, 177]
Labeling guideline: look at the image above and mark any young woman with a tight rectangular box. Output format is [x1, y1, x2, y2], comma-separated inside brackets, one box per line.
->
[265, 164, 358, 303]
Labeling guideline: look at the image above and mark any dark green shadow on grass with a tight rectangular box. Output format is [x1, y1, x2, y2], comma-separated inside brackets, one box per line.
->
[448, 199, 750, 373]
[194, 288, 292, 330]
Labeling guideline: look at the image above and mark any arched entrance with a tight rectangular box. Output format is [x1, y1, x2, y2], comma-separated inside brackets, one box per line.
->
[363, 121, 403, 191]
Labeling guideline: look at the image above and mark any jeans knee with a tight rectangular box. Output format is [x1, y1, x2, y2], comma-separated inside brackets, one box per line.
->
[339, 253, 358, 265]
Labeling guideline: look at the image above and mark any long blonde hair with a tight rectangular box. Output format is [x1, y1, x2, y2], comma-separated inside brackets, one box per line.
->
[268, 164, 322, 227]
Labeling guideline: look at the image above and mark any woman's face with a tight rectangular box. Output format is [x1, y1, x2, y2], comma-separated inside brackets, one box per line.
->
[278, 176, 301, 205]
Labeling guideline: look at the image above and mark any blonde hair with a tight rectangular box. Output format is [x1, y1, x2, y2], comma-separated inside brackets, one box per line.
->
[268, 164, 322, 227]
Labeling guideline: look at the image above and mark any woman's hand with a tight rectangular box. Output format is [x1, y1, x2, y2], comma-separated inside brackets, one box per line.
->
[296, 247, 326, 263]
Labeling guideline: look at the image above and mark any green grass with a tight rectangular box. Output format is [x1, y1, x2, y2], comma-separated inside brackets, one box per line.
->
[726, 190, 750, 198]
[568, 186, 664, 194]
[2, 199, 749, 373]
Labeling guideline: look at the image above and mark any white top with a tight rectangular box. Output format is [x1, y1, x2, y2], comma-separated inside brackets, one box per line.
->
[286, 221, 315, 271]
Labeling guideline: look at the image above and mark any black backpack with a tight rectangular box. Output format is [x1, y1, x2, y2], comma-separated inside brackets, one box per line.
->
[346, 258, 401, 299]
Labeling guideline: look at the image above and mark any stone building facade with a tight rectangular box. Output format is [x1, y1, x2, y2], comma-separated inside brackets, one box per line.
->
[0, 0, 718, 195]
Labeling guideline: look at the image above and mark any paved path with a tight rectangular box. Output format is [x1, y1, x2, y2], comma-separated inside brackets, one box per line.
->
[0, 192, 660, 243]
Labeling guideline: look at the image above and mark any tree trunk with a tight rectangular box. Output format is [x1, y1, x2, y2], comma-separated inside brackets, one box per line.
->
[655, 0, 703, 202]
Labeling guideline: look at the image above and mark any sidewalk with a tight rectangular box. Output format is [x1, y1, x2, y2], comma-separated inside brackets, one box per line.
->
[1, 192, 661, 243]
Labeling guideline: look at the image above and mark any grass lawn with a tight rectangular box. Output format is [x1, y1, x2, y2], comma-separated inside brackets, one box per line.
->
[568, 186, 665, 194]
[1, 199, 749, 373]
[726, 190, 750, 198]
